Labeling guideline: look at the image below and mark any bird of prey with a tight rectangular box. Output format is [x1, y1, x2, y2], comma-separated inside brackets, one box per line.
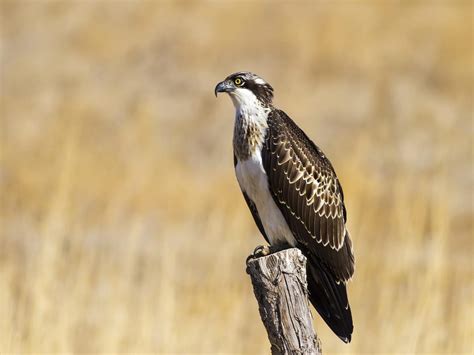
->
[215, 72, 355, 343]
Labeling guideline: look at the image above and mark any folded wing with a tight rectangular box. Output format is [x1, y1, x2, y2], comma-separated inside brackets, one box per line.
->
[261, 110, 354, 282]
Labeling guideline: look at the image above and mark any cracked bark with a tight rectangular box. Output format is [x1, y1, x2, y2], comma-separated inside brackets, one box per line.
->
[246, 248, 322, 355]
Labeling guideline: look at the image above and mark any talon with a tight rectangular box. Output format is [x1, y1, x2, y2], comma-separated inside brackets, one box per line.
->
[253, 245, 271, 257]
[246, 245, 272, 265]
[246, 254, 254, 264]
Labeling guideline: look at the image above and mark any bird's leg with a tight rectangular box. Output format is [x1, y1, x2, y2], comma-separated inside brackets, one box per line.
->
[253, 245, 271, 257]
[246, 243, 293, 264]
[245, 244, 292, 264]
[246, 245, 271, 264]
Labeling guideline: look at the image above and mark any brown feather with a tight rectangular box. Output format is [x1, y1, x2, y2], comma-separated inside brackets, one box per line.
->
[261, 109, 354, 282]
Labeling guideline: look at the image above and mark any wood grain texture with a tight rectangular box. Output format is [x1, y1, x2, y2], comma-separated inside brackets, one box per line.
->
[247, 248, 322, 355]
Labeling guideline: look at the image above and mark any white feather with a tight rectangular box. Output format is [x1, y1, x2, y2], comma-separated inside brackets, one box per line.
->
[236, 152, 296, 247]
[229, 87, 295, 246]
[232, 104, 296, 249]
[229, 88, 270, 120]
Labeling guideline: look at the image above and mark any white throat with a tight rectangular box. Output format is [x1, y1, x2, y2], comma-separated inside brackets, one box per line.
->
[229, 88, 270, 123]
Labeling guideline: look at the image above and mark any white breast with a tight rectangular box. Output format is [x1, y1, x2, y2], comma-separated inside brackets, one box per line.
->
[235, 151, 297, 247]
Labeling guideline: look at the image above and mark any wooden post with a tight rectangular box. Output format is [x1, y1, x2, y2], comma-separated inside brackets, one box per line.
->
[246, 248, 322, 355]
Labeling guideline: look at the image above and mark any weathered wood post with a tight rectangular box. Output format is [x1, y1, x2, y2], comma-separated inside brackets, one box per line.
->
[246, 248, 322, 355]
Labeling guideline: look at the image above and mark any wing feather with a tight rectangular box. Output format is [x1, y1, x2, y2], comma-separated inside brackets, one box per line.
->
[262, 110, 354, 282]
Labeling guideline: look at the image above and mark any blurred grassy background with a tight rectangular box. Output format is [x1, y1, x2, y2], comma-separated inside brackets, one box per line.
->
[1, 0, 472, 353]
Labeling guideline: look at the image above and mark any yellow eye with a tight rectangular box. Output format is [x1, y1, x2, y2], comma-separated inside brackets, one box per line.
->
[234, 77, 243, 86]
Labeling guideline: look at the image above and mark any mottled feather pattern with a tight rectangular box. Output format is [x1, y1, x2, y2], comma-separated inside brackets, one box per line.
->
[233, 113, 268, 160]
[262, 109, 354, 282]
[222, 71, 354, 340]
[267, 117, 345, 249]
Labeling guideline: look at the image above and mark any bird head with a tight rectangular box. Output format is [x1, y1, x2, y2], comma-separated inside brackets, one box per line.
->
[215, 72, 274, 108]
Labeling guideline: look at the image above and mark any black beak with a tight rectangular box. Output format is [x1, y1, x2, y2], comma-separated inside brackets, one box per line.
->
[214, 80, 234, 97]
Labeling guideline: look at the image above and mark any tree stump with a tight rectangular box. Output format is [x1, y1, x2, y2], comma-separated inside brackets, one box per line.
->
[246, 248, 322, 355]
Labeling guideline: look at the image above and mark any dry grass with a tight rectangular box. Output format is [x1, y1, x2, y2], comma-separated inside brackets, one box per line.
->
[1, 1, 473, 353]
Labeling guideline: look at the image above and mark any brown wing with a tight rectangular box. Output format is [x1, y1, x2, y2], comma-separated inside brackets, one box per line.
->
[262, 109, 354, 281]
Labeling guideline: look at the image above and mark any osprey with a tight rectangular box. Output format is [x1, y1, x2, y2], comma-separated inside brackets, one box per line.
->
[215, 72, 355, 343]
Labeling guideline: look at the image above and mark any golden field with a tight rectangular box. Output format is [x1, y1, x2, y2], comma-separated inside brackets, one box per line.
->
[1, 1, 472, 353]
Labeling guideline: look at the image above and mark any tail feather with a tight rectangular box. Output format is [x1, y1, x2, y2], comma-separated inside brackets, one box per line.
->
[306, 256, 353, 343]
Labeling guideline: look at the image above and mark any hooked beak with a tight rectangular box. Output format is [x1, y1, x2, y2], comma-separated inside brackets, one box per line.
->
[214, 80, 235, 97]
